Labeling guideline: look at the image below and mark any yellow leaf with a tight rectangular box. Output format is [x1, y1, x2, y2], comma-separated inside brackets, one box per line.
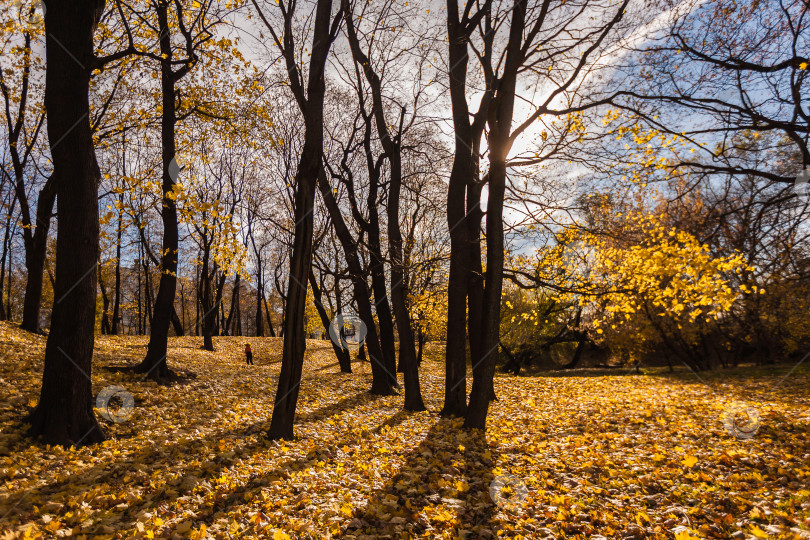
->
[190, 524, 207, 539]
[433, 508, 454, 522]
[674, 529, 700, 540]
[750, 525, 769, 539]
[681, 455, 698, 468]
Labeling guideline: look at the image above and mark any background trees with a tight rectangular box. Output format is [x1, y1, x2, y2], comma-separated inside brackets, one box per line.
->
[0, 0, 51, 334]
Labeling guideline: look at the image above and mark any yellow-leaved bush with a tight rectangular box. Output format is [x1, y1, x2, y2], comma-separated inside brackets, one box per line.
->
[581, 212, 750, 367]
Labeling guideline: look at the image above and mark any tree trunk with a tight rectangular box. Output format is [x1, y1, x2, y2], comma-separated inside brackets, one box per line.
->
[6, 230, 13, 319]
[417, 328, 424, 366]
[180, 281, 186, 332]
[443, 155, 472, 416]
[98, 263, 111, 334]
[465, 174, 484, 376]
[170, 305, 183, 336]
[21, 177, 56, 333]
[441, 4, 477, 417]
[464, 159, 506, 430]
[142, 255, 152, 329]
[235, 287, 242, 336]
[464, 0, 525, 431]
[255, 266, 264, 337]
[265, 0, 341, 441]
[390, 248, 424, 410]
[309, 270, 352, 372]
[274, 267, 286, 337]
[202, 263, 224, 351]
[194, 253, 201, 336]
[264, 291, 276, 337]
[27, 0, 107, 446]
[137, 1, 180, 379]
[199, 242, 213, 348]
[387, 171, 424, 409]
[368, 220, 397, 378]
[0, 201, 17, 321]
[343, 0, 410, 392]
[110, 190, 123, 334]
[363, 148, 397, 377]
[316, 168, 395, 395]
[7, 25, 51, 334]
[268, 169, 317, 439]
[137, 251, 143, 334]
[224, 274, 240, 335]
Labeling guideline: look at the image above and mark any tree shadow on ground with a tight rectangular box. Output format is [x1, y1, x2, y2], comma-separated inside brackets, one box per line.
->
[371, 410, 411, 434]
[100, 364, 199, 385]
[295, 390, 383, 424]
[342, 418, 502, 538]
[313, 358, 368, 372]
[0, 396, 486, 537]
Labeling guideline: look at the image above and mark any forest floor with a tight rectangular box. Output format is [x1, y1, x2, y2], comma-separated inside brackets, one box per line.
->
[0, 321, 809, 540]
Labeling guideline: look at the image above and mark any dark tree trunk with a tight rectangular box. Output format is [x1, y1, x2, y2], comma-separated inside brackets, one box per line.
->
[218, 286, 225, 334]
[368, 211, 397, 378]
[465, 175, 484, 376]
[417, 328, 425, 366]
[110, 190, 123, 334]
[0, 201, 17, 321]
[273, 266, 286, 337]
[255, 264, 264, 337]
[263, 0, 342, 441]
[443, 0, 497, 418]
[464, 0, 525, 431]
[316, 168, 395, 395]
[199, 242, 213, 348]
[202, 264, 225, 351]
[224, 274, 240, 335]
[180, 281, 186, 332]
[235, 287, 242, 336]
[269, 171, 317, 438]
[194, 252, 201, 336]
[378, 139, 423, 408]
[27, 0, 107, 446]
[6, 243, 12, 320]
[142, 255, 152, 329]
[137, 1, 181, 379]
[20, 178, 56, 333]
[362, 124, 397, 377]
[386, 159, 424, 411]
[98, 264, 111, 334]
[442, 128, 472, 415]
[441, 0, 484, 417]
[309, 270, 352, 372]
[464, 163, 506, 429]
[344, 5, 422, 406]
[170, 306, 183, 336]
[137, 251, 143, 334]
[264, 292, 275, 337]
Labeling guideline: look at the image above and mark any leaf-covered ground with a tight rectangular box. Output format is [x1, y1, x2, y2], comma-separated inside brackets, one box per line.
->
[0, 321, 809, 539]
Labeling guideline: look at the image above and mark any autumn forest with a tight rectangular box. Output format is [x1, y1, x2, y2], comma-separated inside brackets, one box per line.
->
[0, 0, 809, 538]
